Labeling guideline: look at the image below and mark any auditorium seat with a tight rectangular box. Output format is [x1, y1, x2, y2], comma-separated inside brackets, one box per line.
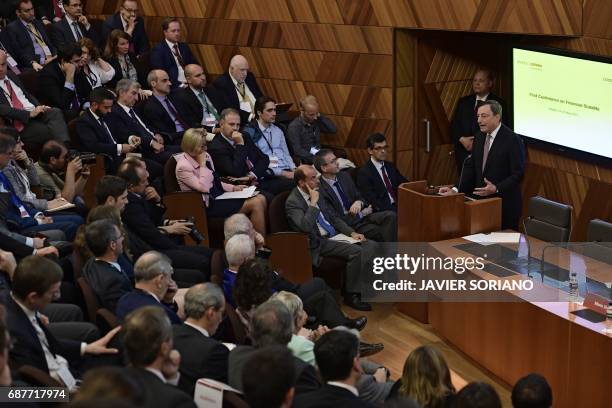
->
[83, 155, 106, 209]
[210, 249, 227, 285]
[76, 277, 120, 334]
[587, 218, 612, 245]
[523, 196, 573, 242]
[223, 303, 248, 345]
[17, 365, 63, 387]
[68, 119, 81, 150]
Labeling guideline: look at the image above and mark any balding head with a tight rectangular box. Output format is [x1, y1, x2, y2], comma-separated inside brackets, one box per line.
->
[0, 50, 8, 80]
[184, 64, 206, 89]
[229, 55, 249, 83]
[148, 69, 171, 96]
[294, 164, 319, 193]
[300, 95, 320, 123]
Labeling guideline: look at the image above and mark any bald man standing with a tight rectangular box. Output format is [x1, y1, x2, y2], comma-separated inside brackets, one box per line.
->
[213, 54, 263, 124]
[173, 64, 223, 132]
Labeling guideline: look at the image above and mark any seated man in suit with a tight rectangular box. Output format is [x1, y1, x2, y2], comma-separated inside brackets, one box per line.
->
[356, 133, 408, 213]
[450, 69, 506, 173]
[242, 346, 296, 408]
[50, 0, 98, 48]
[173, 283, 229, 395]
[315, 149, 397, 242]
[213, 54, 262, 124]
[7, 0, 56, 71]
[6, 256, 120, 389]
[150, 18, 197, 90]
[228, 299, 320, 393]
[293, 329, 375, 408]
[121, 306, 196, 407]
[173, 64, 222, 132]
[287, 95, 337, 165]
[439, 100, 525, 230]
[101, 0, 149, 57]
[0, 28, 21, 75]
[141, 69, 187, 144]
[0, 51, 70, 146]
[0, 231, 58, 258]
[82, 219, 133, 312]
[115, 251, 181, 324]
[286, 165, 376, 311]
[34, 0, 64, 26]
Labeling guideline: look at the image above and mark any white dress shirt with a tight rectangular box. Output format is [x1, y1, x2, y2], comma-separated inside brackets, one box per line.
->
[327, 381, 359, 397]
[370, 157, 395, 204]
[166, 39, 186, 85]
[0, 77, 35, 110]
[298, 187, 330, 237]
[230, 72, 255, 119]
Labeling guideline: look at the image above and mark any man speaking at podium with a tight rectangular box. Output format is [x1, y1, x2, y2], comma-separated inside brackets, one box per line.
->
[440, 100, 525, 230]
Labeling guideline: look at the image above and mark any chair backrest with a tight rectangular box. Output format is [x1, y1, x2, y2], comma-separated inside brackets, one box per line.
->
[83, 155, 106, 209]
[19, 70, 40, 101]
[17, 365, 62, 387]
[68, 119, 81, 150]
[164, 155, 180, 193]
[524, 196, 573, 242]
[210, 249, 228, 285]
[268, 190, 291, 233]
[587, 219, 612, 247]
[223, 391, 249, 408]
[77, 277, 100, 323]
[224, 303, 248, 345]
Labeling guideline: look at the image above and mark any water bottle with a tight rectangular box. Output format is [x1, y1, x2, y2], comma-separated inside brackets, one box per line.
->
[607, 301, 612, 320]
[568, 272, 578, 302]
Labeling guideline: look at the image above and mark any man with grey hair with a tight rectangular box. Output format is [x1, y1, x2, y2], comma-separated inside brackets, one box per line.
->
[115, 250, 181, 324]
[228, 299, 320, 393]
[172, 283, 229, 395]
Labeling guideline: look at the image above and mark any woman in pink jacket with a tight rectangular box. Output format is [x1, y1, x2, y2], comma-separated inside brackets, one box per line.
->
[175, 128, 267, 234]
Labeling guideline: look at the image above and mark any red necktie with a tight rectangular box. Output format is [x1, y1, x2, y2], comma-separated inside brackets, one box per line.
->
[52, 0, 63, 19]
[172, 44, 184, 67]
[381, 164, 396, 201]
[4, 80, 24, 132]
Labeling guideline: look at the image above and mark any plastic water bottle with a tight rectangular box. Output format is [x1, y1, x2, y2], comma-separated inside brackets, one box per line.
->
[568, 272, 578, 302]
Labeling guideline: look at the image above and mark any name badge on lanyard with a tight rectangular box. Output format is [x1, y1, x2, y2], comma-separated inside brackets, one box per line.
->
[7, 55, 18, 68]
[42, 45, 52, 57]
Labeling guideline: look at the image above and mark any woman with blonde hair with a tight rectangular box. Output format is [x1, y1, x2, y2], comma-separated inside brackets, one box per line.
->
[175, 128, 267, 235]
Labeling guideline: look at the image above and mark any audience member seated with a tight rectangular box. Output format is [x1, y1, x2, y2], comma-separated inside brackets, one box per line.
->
[50, 0, 98, 49]
[115, 251, 181, 324]
[213, 54, 263, 124]
[102, 0, 150, 58]
[176, 128, 267, 235]
[77, 38, 115, 98]
[511, 373, 552, 408]
[287, 95, 337, 165]
[228, 299, 320, 393]
[293, 329, 375, 408]
[0, 231, 58, 258]
[6, 256, 120, 389]
[242, 346, 296, 408]
[173, 64, 222, 132]
[356, 133, 408, 213]
[82, 219, 133, 312]
[121, 306, 196, 408]
[34, 0, 64, 26]
[387, 345, 456, 407]
[150, 18, 197, 90]
[117, 162, 213, 282]
[172, 283, 229, 395]
[71, 366, 145, 406]
[142, 69, 188, 144]
[454, 382, 502, 408]
[0, 50, 70, 146]
[103, 29, 145, 89]
[315, 148, 397, 242]
[242, 95, 296, 189]
[0, 27, 21, 75]
[286, 165, 377, 311]
[6, 0, 56, 71]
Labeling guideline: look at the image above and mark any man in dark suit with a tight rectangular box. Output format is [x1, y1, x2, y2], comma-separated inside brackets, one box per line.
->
[150, 18, 197, 90]
[49, 0, 97, 48]
[356, 133, 408, 213]
[6, 0, 56, 71]
[101, 0, 149, 57]
[293, 330, 375, 408]
[0, 51, 70, 145]
[315, 149, 397, 242]
[173, 64, 222, 131]
[82, 220, 133, 312]
[173, 283, 229, 395]
[33, 0, 64, 25]
[228, 300, 320, 393]
[450, 69, 507, 173]
[141, 69, 187, 144]
[121, 306, 196, 408]
[213, 54, 262, 124]
[440, 100, 525, 230]
[286, 165, 377, 311]
[0, 29, 21, 75]
[242, 346, 296, 408]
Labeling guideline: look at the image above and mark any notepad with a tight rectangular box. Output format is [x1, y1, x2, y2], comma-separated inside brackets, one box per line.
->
[45, 202, 76, 212]
[329, 233, 360, 244]
[463, 232, 522, 246]
[216, 186, 258, 200]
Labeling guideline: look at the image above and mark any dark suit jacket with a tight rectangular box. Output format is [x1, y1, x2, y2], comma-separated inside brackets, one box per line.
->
[228, 345, 320, 393]
[115, 288, 181, 324]
[212, 71, 262, 124]
[319, 171, 368, 233]
[6, 18, 56, 68]
[141, 95, 185, 142]
[38, 61, 89, 112]
[0, 231, 34, 259]
[207, 133, 270, 179]
[0, 29, 19, 61]
[150, 41, 197, 89]
[172, 323, 229, 395]
[105, 103, 155, 148]
[0, 72, 40, 129]
[172, 86, 222, 128]
[75, 109, 124, 171]
[458, 124, 525, 230]
[102, 13, 149, 57]
[356, 159, 407, 212]
[124, 367, 196, 408]
[105, 53, 147, 90]
[33, 0, 61, 22]
[82, 258, 133, 312]
[294, 383, 376, 408]
[450, 93, 506, 171]
[50, 16, 98, 48]
[6, 296, 82, 373]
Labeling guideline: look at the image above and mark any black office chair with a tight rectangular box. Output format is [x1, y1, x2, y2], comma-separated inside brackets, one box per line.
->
[523, 196, 573, 243]
[587, 218, 612, 246]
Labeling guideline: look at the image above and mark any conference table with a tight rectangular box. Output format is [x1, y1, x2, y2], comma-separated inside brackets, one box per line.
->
[398, 234, 611, 408]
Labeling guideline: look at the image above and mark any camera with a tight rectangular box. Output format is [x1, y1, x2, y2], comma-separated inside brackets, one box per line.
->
[68, 150, 97, 165]
[185, 216, 205, 244]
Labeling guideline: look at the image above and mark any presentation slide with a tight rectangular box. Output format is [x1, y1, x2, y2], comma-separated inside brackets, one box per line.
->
[513, 48, 612, 159]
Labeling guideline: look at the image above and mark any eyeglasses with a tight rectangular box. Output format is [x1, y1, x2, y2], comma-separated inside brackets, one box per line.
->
[122, 6, 138, 14]
[112, 232, 125, 241]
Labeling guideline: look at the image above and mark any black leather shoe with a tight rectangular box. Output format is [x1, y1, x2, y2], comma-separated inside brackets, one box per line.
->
[359, 341, 384, 357]
[344, 294, 372, 311]
[346, 316, 368, 331]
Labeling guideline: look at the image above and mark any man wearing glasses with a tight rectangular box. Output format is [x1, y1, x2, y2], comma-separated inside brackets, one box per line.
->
[102, 0, 149, 57]
[50, 0, 98, 48]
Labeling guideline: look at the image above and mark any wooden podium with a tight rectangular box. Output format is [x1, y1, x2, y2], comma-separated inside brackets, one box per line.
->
[396, 181, 502, 322]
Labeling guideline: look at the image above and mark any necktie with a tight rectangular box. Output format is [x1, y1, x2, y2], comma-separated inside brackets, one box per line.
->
[31, 315, 55, 358]
[317, 211, 336, 237]
[52, 0, 63, 18]
[198, 91, 220, 121]
[172, 44, 184, 67]
[4, 80, 24, 132]
[236, 82, 253, 111]
[163, 97, 188, 130]
[72, 22, 83, 41]
[333, 180, 352, 213]
[27, 23, 50, 56]
[482, 133, 492, 173]
[380, 164, 397, 202]
[129, 109, 153, 137]
[98, 117, 116, 143]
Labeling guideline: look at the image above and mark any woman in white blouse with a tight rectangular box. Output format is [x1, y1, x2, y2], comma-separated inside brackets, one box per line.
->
[79, 37, 115, 90]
